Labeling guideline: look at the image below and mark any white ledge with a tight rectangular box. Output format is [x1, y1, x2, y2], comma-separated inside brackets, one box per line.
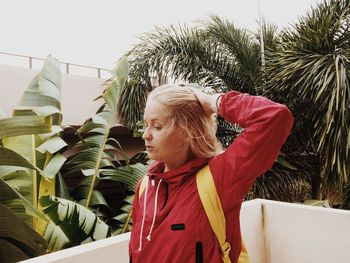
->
[22, 199, 350, 263]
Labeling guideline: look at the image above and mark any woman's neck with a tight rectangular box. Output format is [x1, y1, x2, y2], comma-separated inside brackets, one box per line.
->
[164, 150, 194, 172]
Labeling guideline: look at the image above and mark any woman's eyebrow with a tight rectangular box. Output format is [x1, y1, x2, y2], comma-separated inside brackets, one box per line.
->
[143, 118, 161, 123]
[144, 115, 170, 123]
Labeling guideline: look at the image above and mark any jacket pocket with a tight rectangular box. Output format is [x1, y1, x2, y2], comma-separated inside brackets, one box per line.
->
[171, 223, 185, 231]
[196, 242, 203, 263]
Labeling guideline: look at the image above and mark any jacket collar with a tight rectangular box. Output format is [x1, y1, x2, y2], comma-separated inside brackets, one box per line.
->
[147, 157, 208, 185]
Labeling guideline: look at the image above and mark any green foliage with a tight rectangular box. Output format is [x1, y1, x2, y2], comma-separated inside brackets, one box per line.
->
[61, 57, 129, 208]
[246, 157, 311, 202]
[0, 177, 48, 261]
[0, 55, 65, 226]
[0, 54, 147, 258]
[56, 57, 146, 242]
[113, 195, 133, 235]
[0, 204, 47, 262]
[265, 0, 350, 201]
[119, 16, 262, 130]
[40, 195, 111, 249]
[104, 163, 147, 234]
[0, 115, 52, 139]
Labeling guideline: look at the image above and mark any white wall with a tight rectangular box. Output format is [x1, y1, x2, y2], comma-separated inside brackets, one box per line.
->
[22, 233, 131, 263]
[263, 200, 350, 263]
[20, 200, 350, 263]
[240, 199, 266, 263]
[0, 64, 106, 125]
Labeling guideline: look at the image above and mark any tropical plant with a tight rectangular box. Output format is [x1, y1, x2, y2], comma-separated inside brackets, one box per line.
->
[107, 162, 148, 234]
[0, 203, 47, 262]
[42, 57, 147, 250]
[0, 54, 148, 258]
[59, 57, 135, 205]
[118, 16, 262, 130]
[40, 195, 110, 250]
[0, 178, 47, 262]
[0, 55, 74, 259]
[0, 55, 65, 231]
[265, 0, 350, 203]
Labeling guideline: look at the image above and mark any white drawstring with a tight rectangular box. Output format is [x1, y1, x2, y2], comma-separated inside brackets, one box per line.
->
[138, 178, 149, 251]
[147, 179, 163, 241]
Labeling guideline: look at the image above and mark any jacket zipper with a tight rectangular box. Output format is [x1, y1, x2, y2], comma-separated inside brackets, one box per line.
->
[196, 242, 203, 263]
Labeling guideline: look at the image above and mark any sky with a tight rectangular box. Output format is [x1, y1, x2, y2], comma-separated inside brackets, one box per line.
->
[0, 0, 319, 73]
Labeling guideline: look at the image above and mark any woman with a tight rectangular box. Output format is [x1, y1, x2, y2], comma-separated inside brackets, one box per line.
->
[129, 85, 294, 262]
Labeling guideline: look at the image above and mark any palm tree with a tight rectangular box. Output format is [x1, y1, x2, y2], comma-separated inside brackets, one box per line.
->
[265, 0, 350, 203]
[116, 15, 308, 202]
[118, 15, 266, 130]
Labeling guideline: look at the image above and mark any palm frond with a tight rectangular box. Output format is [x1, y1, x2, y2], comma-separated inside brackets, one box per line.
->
[265, 0, 350, 200]
[247, 162, 310, 202]
[119, 19, 261, 129]
[203, 15, 261, 92]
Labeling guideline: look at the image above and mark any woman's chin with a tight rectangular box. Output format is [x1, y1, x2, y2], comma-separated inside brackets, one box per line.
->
[146, 152, 157, 160]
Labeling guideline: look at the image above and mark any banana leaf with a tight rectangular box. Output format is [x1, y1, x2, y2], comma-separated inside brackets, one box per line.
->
[40, 195, 111, 249]
[0, 55, 64, 235]
[55, 172, 72, 200]
[0, 178, 48, 223]
[43, 222, 70, 252]
[0, 146, 43, 174]
[0, 116, 52, 139]
[63, 57, 129, 208]
[112, 195, 134, 235]
[0, 203, 47, 262]
[100, 162, 147, 191]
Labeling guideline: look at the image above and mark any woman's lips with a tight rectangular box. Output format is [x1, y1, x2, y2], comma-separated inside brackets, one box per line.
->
[146, 146, 154, 151]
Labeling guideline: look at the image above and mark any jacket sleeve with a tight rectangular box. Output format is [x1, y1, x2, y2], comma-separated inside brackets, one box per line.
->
[210, 91, 294, 208]
[129, 182, 141, 257]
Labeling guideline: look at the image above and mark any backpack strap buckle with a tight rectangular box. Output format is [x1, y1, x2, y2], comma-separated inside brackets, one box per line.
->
[221, 241, 231, 261]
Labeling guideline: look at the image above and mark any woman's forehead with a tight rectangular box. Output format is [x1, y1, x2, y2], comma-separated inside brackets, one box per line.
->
[144, 101, 171, 122]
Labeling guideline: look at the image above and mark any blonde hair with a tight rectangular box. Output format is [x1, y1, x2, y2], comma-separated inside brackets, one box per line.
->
[146, 84, 222, 159]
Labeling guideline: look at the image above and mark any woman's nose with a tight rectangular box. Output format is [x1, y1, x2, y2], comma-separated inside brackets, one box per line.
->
[142, 127, 152, 141]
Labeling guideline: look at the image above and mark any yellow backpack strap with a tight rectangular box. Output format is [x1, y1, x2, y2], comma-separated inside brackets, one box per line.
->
[196, 165, 250, 263]
[138, 175, 148, 199]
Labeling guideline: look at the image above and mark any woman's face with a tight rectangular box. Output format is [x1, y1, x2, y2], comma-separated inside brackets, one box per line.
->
[142, 99, 191, 170]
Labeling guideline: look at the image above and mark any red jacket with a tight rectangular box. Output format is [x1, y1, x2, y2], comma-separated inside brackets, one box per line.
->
[129, 91, 294, 263]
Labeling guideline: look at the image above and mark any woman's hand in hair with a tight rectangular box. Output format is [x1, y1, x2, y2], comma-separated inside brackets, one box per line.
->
[190, 88, 222, 117]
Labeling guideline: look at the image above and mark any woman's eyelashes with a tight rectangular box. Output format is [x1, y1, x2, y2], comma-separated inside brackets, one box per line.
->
[154, 125, 162, 130]
[144, 122, 162, 131]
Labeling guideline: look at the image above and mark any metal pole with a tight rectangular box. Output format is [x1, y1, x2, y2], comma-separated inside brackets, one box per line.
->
[29, 57, 33, 69]
[258, 0, 265, 69]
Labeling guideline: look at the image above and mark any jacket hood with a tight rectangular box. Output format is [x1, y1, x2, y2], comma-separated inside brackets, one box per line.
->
[147, 157, 208, 185]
